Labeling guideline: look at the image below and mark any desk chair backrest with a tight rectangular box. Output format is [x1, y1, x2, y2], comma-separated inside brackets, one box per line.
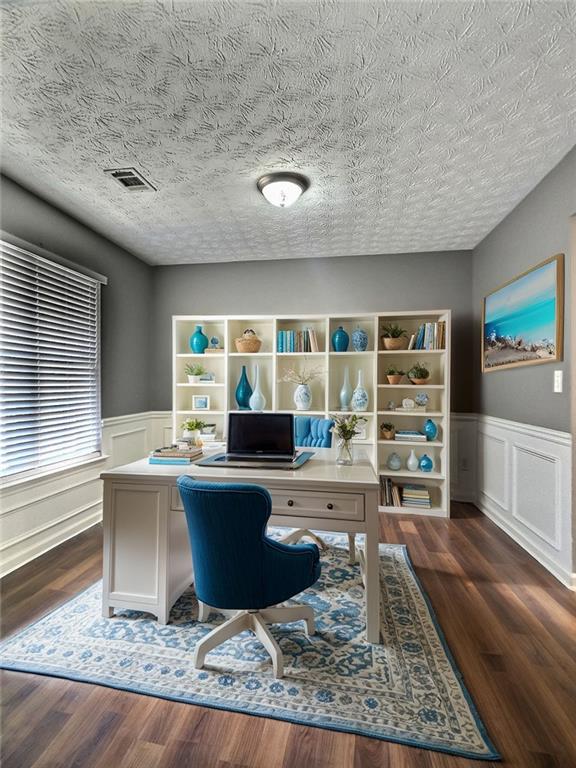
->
[295, 416, 334, 448]
[176, 477, 320, 611]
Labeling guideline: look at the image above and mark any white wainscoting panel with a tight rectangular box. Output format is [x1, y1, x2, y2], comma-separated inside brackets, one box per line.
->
[1, 410, 572, 589]
[450, 414, 477, 503]
[476, 415, 572, 588]
[0, 411, 172, 577]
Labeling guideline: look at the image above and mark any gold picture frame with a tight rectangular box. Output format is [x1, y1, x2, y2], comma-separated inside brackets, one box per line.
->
[482, 254, 564, 373]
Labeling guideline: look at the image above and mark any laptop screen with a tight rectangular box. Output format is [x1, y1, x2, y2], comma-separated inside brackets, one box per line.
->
[227, 413, 295, 456]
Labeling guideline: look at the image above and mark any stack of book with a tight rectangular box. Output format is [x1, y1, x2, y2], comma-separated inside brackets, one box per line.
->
[149, 446, 203, 465]
[408, 321, 446, 350]
[401, 484, 432, 509]
[394, 430, 427, 442]
[379, 476, 402, 507]
[277, 328, 319, 353]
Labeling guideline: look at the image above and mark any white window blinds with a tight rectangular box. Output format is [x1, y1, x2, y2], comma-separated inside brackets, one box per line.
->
[0, 241, 102, 478]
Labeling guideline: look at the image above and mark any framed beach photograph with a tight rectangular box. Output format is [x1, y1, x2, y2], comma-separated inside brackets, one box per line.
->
[482, 254, 564, 372]
[192, 394, 211, 410]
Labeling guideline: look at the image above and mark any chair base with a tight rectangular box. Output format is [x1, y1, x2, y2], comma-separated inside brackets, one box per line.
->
[193, 604, 315, 679]
[281, 528, 357, 565]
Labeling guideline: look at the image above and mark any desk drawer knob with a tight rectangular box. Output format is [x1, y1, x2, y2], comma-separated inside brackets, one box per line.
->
[287, 499, 294, 507]
[326, 503, 333, 510]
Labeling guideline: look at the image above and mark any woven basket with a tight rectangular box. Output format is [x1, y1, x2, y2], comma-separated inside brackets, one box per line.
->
[234, 336, 262, 353]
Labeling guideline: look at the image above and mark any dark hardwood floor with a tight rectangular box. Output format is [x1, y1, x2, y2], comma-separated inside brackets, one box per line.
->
[1, 503, 575, 768]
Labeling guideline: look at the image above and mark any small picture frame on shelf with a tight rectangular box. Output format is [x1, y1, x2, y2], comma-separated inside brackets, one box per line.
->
[192, 395, 210, 410]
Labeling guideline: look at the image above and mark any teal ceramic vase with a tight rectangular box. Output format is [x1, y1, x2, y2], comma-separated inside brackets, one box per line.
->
[331, 326, 349, 352]
[235, 365, 252, 410]
[424, 418, 438, 441]
[190, 325, 209, 354]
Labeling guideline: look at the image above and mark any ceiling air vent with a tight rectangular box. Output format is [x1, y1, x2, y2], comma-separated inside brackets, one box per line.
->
[103, 167, 156, 192]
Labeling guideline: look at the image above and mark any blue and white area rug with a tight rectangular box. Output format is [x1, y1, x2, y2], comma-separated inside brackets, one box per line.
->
[0, 535, 499, 760]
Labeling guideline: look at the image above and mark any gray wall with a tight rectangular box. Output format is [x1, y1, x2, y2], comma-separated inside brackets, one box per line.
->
[150, 251, 474, 411]
[0, 175, 153, 418]
[472, 147, 575, 432]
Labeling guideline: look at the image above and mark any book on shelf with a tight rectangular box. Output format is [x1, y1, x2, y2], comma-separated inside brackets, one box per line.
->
[394, 430, 427, 442]
[413, 321, 445, 350]
[277, 327, 320, 353]
[407, 334, 416, 350]
[401, 483, 431, 509]
[379, 476, 402, 507]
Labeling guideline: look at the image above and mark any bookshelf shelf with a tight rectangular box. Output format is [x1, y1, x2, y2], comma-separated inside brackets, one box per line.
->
[377, 410, 443, 417]
[378, 384, 445, 389]
[379, 440, 443, 447]
[172, 311, 451, 516]
[379, 469, 444, 480]
[378, 349, 446, 355]
[379, 504, 445, 516]
[176, 383, 225, 387]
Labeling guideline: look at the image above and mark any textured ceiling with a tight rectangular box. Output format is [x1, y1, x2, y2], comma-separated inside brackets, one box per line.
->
[1, 1, 575, 265]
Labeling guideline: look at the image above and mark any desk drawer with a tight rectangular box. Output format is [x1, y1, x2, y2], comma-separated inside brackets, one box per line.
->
[271, 489, 364, 522]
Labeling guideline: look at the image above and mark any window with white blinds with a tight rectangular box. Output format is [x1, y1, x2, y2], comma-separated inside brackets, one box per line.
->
[0, 241, 102, 479]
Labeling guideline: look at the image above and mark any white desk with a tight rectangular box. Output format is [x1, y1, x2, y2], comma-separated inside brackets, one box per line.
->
[100, 449, 381, 643]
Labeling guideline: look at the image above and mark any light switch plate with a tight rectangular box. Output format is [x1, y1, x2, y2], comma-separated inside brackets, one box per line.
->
[553, 370, 563, 393]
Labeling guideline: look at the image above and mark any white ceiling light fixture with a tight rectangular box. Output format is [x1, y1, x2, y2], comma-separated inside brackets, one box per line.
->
[257, 172, 309, 208]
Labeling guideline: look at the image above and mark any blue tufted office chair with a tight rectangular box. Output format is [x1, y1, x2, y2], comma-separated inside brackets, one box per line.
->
[177, 476, 321, 678]
[294, 416, 334, 448]
[284, 416, 357, 563]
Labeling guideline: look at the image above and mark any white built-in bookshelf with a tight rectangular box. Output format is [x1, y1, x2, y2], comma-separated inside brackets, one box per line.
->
[172, 311, 451, 517]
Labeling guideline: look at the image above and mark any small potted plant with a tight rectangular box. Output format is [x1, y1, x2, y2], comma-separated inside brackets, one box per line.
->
[408, 362, 430, 385]
[381, 323, 408, 350]
[380, 422, 395, 440]
[185, 363, 207, 383]
[386, 366, 405, 385]
[181, 418, 207, 442]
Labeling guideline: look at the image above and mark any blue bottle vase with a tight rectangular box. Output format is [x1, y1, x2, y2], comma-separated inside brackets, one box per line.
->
[249, 365, 266, 411]
[331, 326, 349, 352]
[235, 365, 252, 410]
[419, 454, 434, 472]
[351, 370, 368, 411]
[190, 324, 209, 354]
[352, 327, 368, 352]
[423, 418, 438, 441]
[339, 366, 352, 411]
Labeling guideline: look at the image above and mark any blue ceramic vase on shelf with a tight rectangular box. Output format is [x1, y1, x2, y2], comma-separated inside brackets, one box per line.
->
[352, 327, 368, 352]
[386, 452, 402, 471]
[190, 325, 209, 354]
[332, 326, 349, 352]
[294, 383, 312, 411]
[235, 365, 252, 410]
[419, 454, 434, 472]
[424, 418, 438, 441]
[248, 364, 266, 411]
[339, 366, 352, 411]
[351, 369, 368, 411]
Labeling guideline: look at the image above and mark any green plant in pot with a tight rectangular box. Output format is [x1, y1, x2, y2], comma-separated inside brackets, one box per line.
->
[185, 363, 207, 383]
[181, 418, 207, 441]
[380, 421, 395, 440]
[408, 362, 430, 384]
[386, 366, 405, 385]
[381, 323, 408, 350]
